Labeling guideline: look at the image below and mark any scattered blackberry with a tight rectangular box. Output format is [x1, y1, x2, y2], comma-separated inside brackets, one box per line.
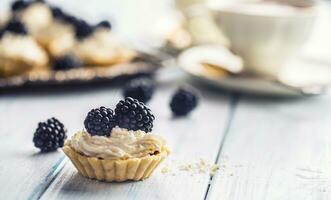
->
[33, 117, 67, 152]
[73, 20, 94, 40]
[11, 0, 29, 12]
[170, 87, 199, 116]
[84, 106, 116, 136]
[52, 55, 81, 71]
[96, 20, 111, 29]
[4, 19, 28, 35]
[123, 78, 155, 103]
[115, 97, 155, 132]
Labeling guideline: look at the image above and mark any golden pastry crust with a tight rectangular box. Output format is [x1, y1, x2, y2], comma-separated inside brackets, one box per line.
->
[0, 34, 49, 77]
[73, 30, 137, 66]
[19, 3, 53, 42]
[63, 144, 169, 182]
[41, 22, 75, 56]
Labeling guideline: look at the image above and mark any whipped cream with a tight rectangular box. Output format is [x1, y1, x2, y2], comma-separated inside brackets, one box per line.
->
[67, 127, 167, 159]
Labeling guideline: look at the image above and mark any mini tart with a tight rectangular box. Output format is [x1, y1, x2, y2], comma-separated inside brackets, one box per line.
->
[17, 4, 75, 55]
[18, 2, 53, 43]
[63, 129, 169, 182]
[72, 29, 137, 66]
[0, 33, 49, 77]
[39, 21, 75, 57]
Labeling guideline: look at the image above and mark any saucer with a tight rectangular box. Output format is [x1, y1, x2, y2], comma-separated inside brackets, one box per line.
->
[178, 45, 331, 96]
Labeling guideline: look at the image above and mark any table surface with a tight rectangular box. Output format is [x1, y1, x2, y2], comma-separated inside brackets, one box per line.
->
[1, 1, 331, 200]
[1, 66, 331, 200]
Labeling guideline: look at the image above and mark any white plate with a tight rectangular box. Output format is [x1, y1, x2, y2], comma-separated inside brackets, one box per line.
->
[178, 45, 331, 96]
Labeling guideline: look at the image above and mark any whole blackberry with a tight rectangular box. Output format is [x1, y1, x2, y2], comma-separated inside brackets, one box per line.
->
[123, 78, 155, 103]
[74, 20, 94, 40]
[11, 0, 29, 12]
[115, 97, 155, 132]
[4, 19, 28, 35]
[170, 87, 199, 116]
[52, 55, 81, 71]
[96, 20, 111, 29]
[33, 117, 67, 152]
[84, 106, 116, 136]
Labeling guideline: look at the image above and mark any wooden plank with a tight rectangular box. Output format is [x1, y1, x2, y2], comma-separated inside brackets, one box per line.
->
[0, 87, 122, 199]
[206, 94, 331, 200]
[40, 81, 233, 200]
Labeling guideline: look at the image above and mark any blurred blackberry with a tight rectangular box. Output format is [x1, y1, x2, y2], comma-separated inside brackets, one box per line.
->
[84, 106, 116, 136]
[0, 29, 3, 39]
[170, 87, 199, 116]
[62, 14, 79, 25]
[115, 97, 154, 132]
[33, 117, 67, 152]
[96, 20, 111, 29]
[123, 78, 155, 103]
[52, 55, 81, 71]
[73, 20, 94, 40]
[33, 0, 46, 3]
[4, 19, 28, 35]
[51, 8, 78, 25]
[50, 6, 65, 19]
[11, 0, 29, 12]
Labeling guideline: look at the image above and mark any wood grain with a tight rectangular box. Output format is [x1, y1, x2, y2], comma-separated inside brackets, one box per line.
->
[206, 95, 331, 200]
[0, 86, 122, 199]
[39, 81, 233, 200]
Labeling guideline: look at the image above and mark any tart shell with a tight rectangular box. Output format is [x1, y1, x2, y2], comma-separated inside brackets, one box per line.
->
[63, 144, 169, 182]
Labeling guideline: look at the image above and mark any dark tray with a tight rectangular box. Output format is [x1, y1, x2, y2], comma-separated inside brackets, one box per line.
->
[0, 55, 161, 90]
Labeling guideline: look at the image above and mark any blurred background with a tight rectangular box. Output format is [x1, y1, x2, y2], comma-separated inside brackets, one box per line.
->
[0, 0, 330, 95]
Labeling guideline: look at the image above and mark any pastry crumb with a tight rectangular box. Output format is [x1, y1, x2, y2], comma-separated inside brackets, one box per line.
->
[161, 166, 171, 174]
[174, 159, 220, 176]
[210, 165, 220, 176]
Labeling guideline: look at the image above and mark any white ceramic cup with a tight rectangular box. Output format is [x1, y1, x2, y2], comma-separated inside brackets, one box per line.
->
[212, 2, 317, 78]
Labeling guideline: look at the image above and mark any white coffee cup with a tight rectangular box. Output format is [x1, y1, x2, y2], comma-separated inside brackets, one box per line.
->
[212, 1, 318, 78]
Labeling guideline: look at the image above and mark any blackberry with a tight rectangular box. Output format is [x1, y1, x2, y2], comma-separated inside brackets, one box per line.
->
[62, 14, 79, 25]
[96, 20, 111, 29]
[170, 87, 199, 116]
[11, 0, 29, 12]
[115, 97, 155, 133]
[33, 0, 46, 3]
[50, 6, 65, 19]
[84, 106, 116, 136]
[52, 55, 81, 71]
[123, 78, 155, 103]
[33, 117, 67, 152]
[4, 19, 28, 35]
[73, 20, 94, 40]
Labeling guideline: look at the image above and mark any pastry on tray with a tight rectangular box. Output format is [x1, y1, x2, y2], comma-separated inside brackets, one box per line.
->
[71, 22, 136, 66]
[44, 6, 136, 65]
[63, 98, 170, 182]
[0, 19, 48, 76]
[0, 0, 139, 78]
[11, 0, 53, 45]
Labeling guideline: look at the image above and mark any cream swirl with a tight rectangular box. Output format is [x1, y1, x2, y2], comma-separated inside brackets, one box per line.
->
[67, 127, 167, 159]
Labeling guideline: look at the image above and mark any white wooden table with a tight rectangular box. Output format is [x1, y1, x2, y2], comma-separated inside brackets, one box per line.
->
[1, 1, 331, 200]
[1, 66, 331, 200]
